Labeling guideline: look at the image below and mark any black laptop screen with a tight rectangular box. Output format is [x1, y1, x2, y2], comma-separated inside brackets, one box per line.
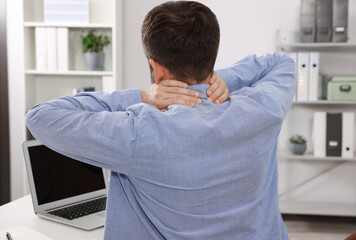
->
[28, 145, 106, 205]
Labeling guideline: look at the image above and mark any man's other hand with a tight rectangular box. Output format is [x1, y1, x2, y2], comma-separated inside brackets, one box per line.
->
[207, 73, 229, 104]
[141, 80, 201, 110]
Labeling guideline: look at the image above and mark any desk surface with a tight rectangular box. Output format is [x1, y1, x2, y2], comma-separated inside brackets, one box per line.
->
[0, 195, 104, 239]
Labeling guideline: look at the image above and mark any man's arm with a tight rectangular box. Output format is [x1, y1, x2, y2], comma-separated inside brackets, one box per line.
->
[26, 89, 143, 173]
[26, 80, 226, 173]
[215, 53, 296, 120]
[215, 53, 295, 93]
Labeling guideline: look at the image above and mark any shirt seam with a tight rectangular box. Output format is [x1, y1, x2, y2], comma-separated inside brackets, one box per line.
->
[131, 105, 149, 172]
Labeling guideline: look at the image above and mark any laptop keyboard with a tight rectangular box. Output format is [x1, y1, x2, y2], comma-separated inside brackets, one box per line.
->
[49, 197, 107, 220]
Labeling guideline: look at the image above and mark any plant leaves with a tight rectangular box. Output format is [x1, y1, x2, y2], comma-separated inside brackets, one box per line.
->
[81, 29, 110, 53]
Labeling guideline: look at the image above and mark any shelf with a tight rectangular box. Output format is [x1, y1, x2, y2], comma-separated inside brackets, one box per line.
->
[293, 100, 356, 105]
[25, 70, 113, 76]
[278, 151, 356, 162]
[279, 200, 356, 217]
[24, 22, 113, 29]
[279, 42, 356, 52]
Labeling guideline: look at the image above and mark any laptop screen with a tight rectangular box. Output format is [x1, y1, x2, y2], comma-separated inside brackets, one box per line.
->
[28, 145, 106, 205]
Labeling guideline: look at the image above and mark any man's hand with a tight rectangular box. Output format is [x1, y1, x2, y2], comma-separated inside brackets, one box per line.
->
[141, 80, 201, 110]
[207, 73, 229, 104]
[140, 73, 229, 111]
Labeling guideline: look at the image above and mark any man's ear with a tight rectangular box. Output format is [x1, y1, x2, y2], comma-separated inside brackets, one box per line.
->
[149, 59, 168, 84]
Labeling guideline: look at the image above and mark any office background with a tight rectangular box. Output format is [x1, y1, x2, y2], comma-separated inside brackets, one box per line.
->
[3, 0, 356, 220]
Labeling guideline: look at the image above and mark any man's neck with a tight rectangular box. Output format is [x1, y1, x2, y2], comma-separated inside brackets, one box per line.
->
[161, 72, 213, 85]
[186, 74, 212, 85]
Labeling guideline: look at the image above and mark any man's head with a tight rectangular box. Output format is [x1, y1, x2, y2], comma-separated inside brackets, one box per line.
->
[141, 1, 220, 84]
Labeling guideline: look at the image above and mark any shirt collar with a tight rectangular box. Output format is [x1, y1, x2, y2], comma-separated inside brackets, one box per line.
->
[187, 84, 209, 99]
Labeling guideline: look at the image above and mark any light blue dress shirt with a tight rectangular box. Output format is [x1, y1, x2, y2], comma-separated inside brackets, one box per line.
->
[26, 53, 295, 239]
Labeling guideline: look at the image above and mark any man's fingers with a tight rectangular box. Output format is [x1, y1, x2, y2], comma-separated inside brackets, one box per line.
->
[160, 79, 188, 88]
[207, 72, 229, 103]
[165, 93, 200, 103]
[207, 73, 219, 95]
[162, 94, 201, 107]
[207, 85, 224, 102]
[207, 80, 219, 96]
[154, 81, 201, 110]
[163, 86, 200, 97]
[161, 99, 194, 107]
[215, 91, 229, 104]
[209, 74, 217, 84]
[170, 98, 200, 107]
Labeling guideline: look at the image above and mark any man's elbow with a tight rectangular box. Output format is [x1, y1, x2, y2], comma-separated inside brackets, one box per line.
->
[25, 103, 46, 132]
[25, 106, 38, 135]
[283, 54, 297, 71]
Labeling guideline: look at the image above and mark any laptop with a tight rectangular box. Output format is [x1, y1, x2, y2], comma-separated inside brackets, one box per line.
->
[22, 140, 108, 230]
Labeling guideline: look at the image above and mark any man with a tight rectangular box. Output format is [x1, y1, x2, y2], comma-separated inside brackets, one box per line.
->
[26, 1, 295, 239]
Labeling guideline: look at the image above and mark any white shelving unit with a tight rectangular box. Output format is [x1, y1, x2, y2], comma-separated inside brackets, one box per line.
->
[276, 30, 356, 52]
[8, 0, 123, 199]
[25, 70, 114, 76]
[279, 42, 356, 52]
[22, 0, 123, 140]
[277, 32, 356, 217]
[24, 26, 114, 78]
[279, 151, 356, 162]
[280, 200, 356, 217]
[24, 22, 113, 28]
[293, 100, 356, 105]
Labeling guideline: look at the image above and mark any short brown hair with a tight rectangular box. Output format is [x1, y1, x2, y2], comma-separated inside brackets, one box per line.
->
[141, 1, 220, 83]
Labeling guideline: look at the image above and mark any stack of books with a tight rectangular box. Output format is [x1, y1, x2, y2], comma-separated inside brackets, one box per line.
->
[35, 27, 69, 72]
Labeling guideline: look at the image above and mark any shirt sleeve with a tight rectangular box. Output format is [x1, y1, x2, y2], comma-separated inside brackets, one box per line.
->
[216, 52, 296, 120]
[26, 89, 143, 174]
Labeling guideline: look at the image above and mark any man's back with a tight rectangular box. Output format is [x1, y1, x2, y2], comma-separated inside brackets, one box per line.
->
[27, 53, 295, 239]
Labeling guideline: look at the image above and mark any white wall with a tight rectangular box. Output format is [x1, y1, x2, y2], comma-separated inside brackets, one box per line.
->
[122, 0, 301, 89]
[122, 0, 356, 85]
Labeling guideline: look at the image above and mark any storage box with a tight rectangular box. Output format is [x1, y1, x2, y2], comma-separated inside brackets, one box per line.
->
[327, 76, 356, 100]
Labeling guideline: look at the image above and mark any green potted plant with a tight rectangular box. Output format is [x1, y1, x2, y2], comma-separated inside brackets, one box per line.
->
[81, 30, 111, 71]
[289, 134, 307, 155]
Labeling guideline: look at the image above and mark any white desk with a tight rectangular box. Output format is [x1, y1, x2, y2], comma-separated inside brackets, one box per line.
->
[0, 195, 104, 239]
